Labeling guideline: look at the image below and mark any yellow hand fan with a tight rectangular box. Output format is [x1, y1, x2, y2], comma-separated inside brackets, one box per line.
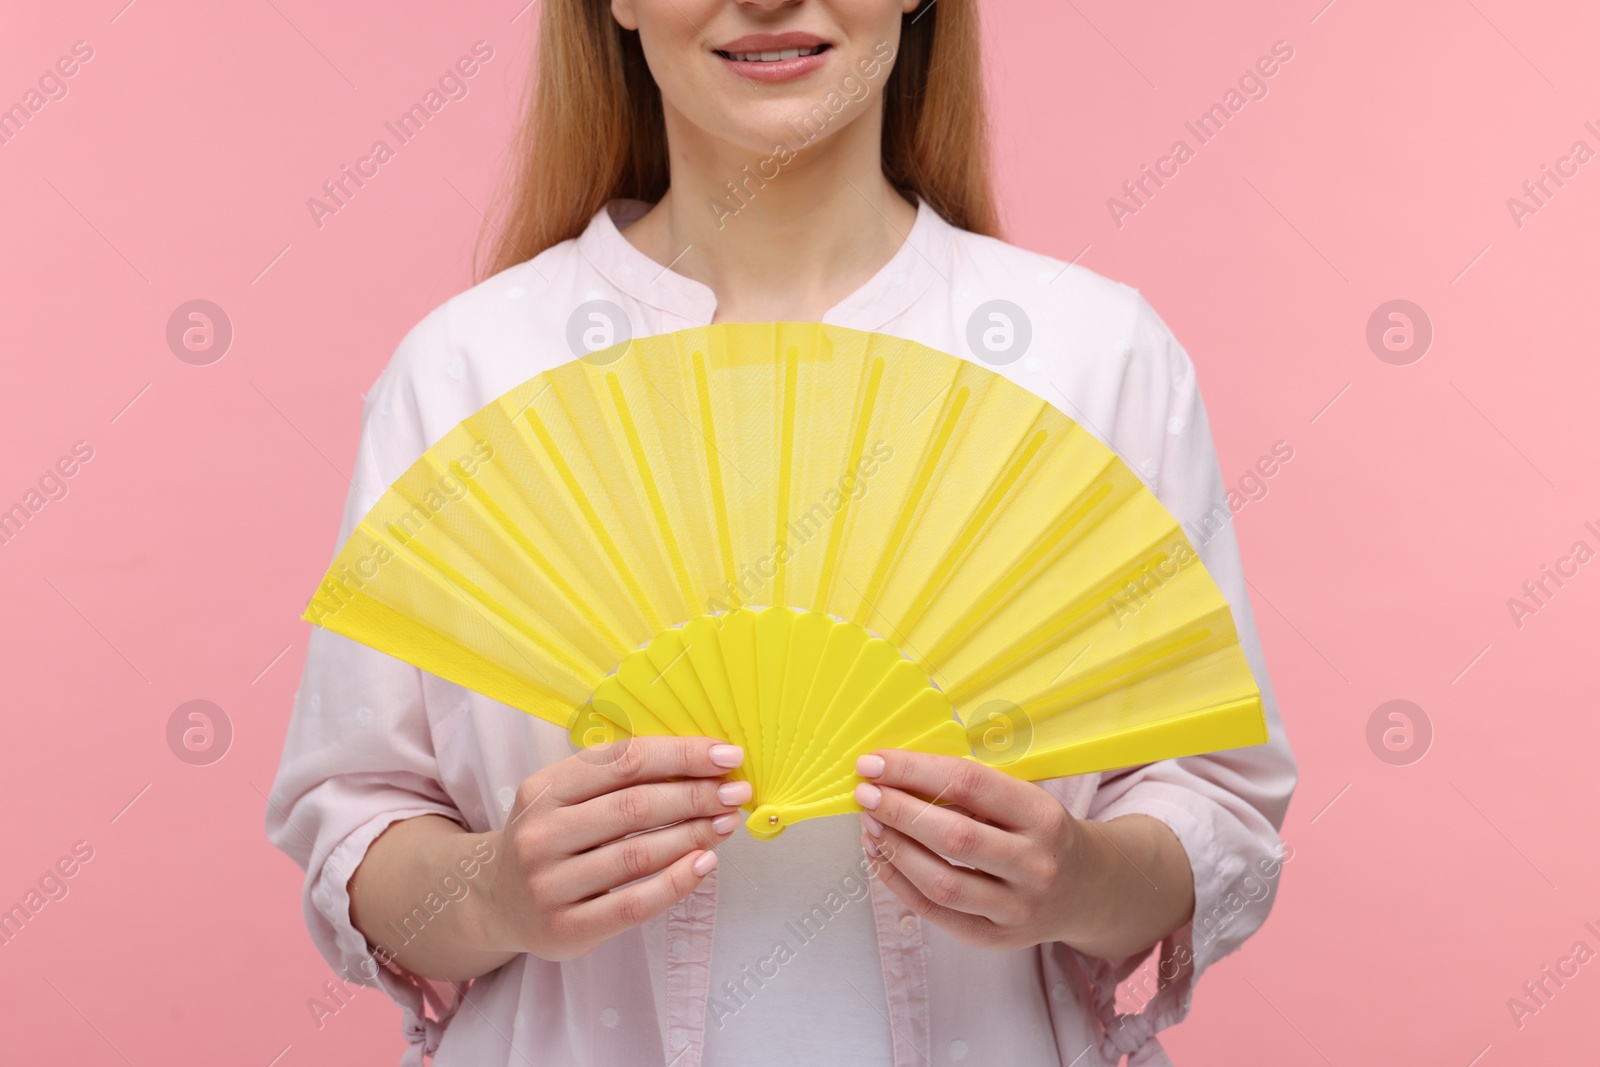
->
[304, 323, 1267, 838]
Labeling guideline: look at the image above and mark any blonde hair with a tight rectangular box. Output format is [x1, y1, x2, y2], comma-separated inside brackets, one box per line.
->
[476, 1, 998, 281]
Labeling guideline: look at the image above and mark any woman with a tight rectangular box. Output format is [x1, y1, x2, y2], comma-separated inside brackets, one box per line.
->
[267, 1, 1297, 1064]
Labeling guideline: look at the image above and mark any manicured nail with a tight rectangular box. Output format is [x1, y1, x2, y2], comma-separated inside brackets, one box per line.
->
[861, 812, 884, 837]
[693, 851, 718, 876]
[863, 834, 881, 857]
[710, 744, 745, 768]
[712, 813, 740, 835]
[854, 782, 881, 810]
[717, 780, 753, 806]
[856, 754, 886, 778]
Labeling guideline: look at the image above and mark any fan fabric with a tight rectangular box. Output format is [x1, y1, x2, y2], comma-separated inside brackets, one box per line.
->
[303, 323, 1267, 836]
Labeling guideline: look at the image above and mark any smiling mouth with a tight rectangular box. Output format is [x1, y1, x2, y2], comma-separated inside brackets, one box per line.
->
[715, 44, 830, 63]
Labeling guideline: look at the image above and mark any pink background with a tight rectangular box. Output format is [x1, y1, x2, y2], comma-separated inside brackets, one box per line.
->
[2, 1, 1595, 1063]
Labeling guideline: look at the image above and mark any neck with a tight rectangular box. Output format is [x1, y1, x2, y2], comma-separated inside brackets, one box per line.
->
[621, 103, 918, 324]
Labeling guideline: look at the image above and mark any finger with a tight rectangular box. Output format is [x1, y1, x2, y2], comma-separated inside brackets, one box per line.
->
[505, 740, 739, 830]
[554, 735, 745, 805]
[855, 779, 1026, 881]
[572, 848, 719, 942]
[856, 749, 1051, 833]
[555, 777, 752, 854]
[862, 824, 1018, 924]
[564, 735, 744, 798]
[562, 814, 739, 900]
[863, 834, 997, 945]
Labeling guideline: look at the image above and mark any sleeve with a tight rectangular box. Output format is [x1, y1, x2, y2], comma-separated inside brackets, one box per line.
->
[264, 306, 472, 1066]
[1052, 293, 1299, 1066]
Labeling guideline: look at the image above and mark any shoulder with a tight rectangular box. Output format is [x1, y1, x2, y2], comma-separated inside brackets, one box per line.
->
[932, 224, 1206, 494]
[381, 241, 576, 392]
[942, 225, 1194, 401]
[951, 227, 1139, 325]
[360, 239, 587, 460]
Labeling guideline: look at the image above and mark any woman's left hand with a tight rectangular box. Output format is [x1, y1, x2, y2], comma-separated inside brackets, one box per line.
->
[854, 749, 1193, 957]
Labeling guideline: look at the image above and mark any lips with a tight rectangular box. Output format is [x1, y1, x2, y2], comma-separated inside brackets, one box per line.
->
[714, 31, 831, 82]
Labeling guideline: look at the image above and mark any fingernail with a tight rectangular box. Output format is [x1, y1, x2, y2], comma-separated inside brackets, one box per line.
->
[709, 744, 745, 768]
[854, 782, 881, 810]
[863, 835, 881, 857]
[856, 754, 885, 777]
[693, 851, 718, 877]
[718, 780, 753, 806]
[861, 812, 884, 837]
[712, 813, 740, 835]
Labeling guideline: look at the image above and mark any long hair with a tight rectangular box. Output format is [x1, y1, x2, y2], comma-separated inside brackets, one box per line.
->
[475, 1, 998, 282]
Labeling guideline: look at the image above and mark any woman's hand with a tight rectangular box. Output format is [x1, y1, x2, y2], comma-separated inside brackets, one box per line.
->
[854, 749, 1196, 959]
[478, 735, 749, 962]
[350, 735, 748, 980]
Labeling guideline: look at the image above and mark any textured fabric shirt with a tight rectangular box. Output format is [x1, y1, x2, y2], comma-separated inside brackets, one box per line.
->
[265, 196, 1298, 1067]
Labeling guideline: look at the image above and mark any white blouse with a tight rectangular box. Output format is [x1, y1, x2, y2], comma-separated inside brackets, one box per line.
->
[266, 196, 1297, 1067]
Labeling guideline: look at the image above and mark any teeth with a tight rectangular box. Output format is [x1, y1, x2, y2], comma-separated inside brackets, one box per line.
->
[726, 45, 822, 62]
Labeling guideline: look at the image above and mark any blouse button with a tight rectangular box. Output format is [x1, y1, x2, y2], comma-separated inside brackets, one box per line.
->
[668, 1028, 689, 1051]
[599, 1007, 621, 1029]
[1051, 981, 1071, 1003]
[898, 914, 918, 936]
[506, 285, 525, 300]
[668, 937, 687, 961]
[949, 1039, 969, 1060]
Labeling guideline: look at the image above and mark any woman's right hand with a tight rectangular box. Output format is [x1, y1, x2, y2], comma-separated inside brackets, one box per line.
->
[477, 735, 748, 962]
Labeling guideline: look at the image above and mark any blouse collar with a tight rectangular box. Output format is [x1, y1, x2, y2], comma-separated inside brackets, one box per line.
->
[576, 193, 954, 332]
